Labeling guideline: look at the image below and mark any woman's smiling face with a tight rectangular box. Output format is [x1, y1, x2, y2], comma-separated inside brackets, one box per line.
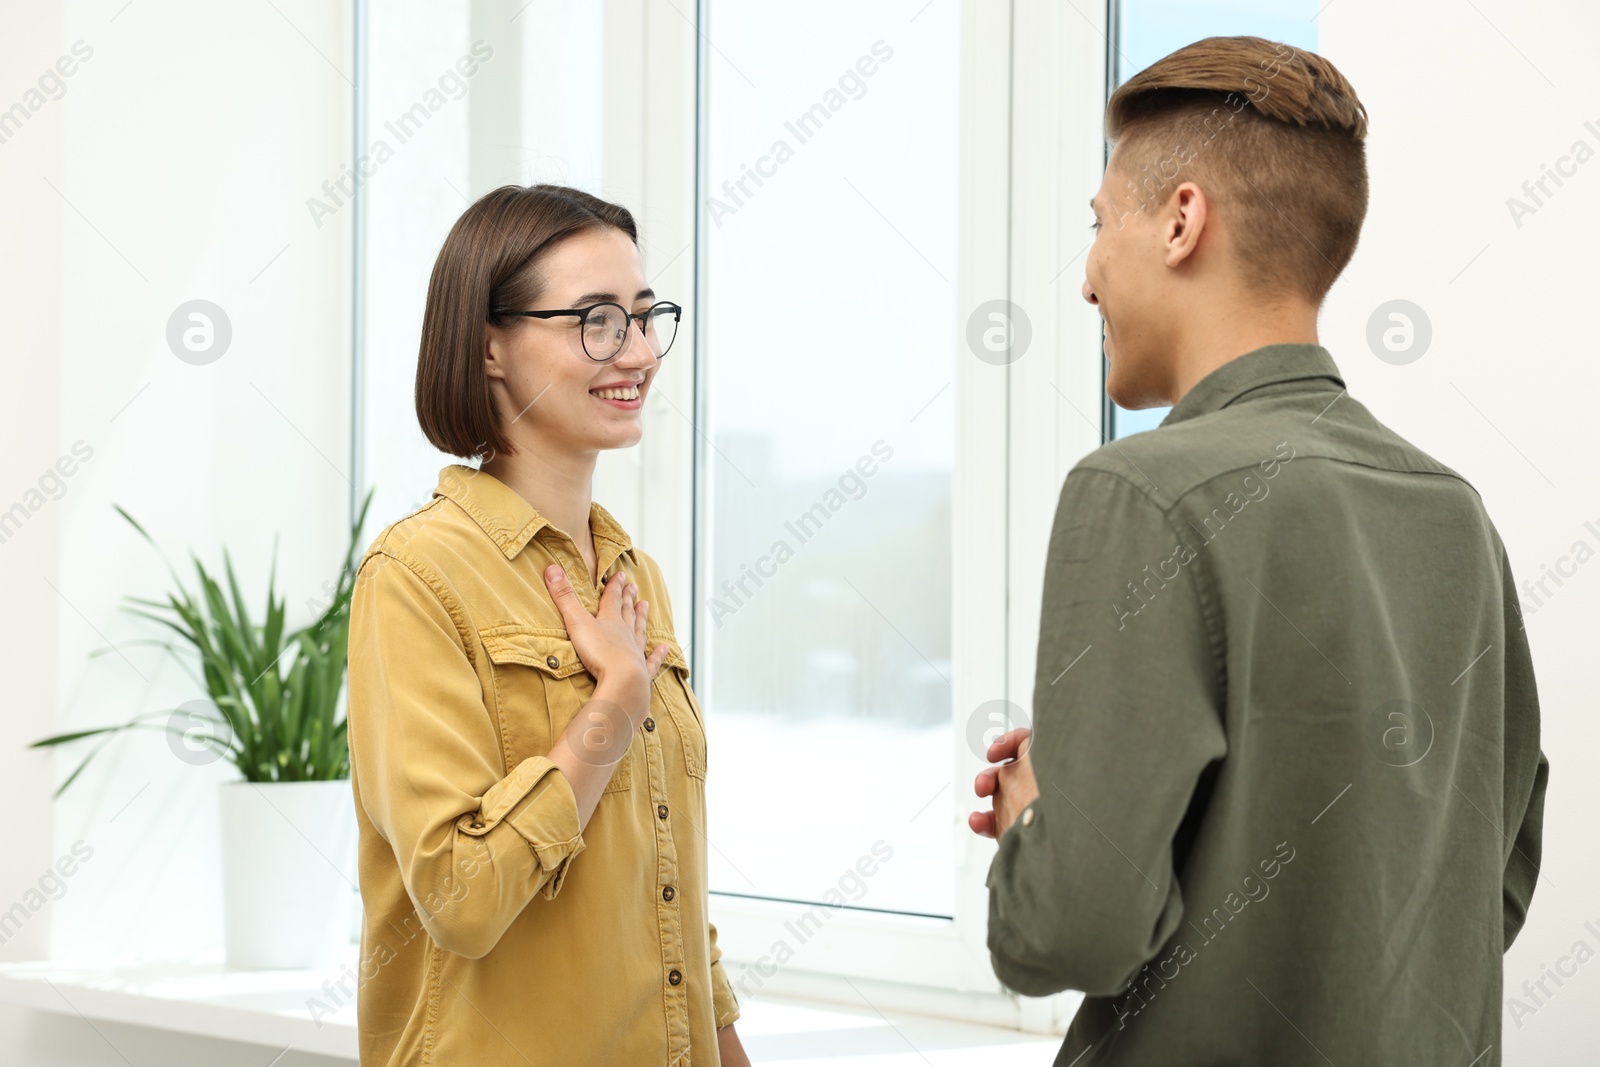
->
[484, 225, 663, 457]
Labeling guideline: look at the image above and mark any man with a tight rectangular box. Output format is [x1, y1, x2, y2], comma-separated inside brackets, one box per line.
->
[970, 35, 1548, 1066]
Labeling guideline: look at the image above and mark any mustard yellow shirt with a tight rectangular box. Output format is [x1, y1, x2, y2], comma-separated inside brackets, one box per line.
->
[346, 463, 739, 1066]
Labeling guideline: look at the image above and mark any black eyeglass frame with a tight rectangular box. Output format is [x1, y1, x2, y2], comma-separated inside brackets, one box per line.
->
[502, 300, 682, 363]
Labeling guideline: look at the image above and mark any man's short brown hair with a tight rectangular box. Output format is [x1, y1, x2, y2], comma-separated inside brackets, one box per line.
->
[415, 183, 638, 460]
[1104, 35, 1369, 304]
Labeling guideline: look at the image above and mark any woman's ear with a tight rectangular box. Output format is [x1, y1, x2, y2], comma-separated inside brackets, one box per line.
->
[483, 324, 509, 381]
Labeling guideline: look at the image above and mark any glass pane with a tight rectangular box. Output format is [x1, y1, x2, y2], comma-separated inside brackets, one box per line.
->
[698, 2, 960, 917]
[1109, 0, 1319, 440]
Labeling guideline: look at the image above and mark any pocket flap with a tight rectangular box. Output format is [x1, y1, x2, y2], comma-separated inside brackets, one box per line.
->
[479, 625, 586, 679]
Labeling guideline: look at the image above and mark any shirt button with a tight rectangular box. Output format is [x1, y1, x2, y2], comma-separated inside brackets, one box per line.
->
[643, 717, 655, 732]
[1021, 807, 1036, 827]
[668, 969, 682, 986]
[545, 655, 560, 670]
[657, 804, 669, 820]
[662, 885, 675, 902]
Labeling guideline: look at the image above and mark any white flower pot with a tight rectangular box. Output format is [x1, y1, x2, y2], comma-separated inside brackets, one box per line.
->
[218, 779, 357, 970]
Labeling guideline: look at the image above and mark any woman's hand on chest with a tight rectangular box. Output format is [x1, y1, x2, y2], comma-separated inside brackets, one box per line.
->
[542, 563, 667, 725]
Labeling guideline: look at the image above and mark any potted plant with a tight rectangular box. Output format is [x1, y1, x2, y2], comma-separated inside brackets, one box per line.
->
[31, 493, 373, 970]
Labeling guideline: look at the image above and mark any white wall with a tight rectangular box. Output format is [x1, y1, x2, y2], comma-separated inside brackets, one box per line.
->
[1, 0, 66, 976]
[1, 0, 354, 1062]
[1319, 3, 1599, 1062]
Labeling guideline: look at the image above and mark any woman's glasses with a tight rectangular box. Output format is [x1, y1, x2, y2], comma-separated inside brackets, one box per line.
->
[505, 300, 681, 363]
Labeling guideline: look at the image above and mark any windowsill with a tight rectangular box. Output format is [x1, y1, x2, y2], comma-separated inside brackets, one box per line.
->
[0, 950, 1064, 1062]
[0, 951, 357, 1058]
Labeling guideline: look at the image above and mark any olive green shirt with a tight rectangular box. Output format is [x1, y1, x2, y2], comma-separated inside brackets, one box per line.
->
[986, 343, 1548, 1066]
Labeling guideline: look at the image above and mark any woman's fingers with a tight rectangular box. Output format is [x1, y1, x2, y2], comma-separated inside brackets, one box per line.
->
[544, 565, 590, 634]
[645, 640, 669, 681]
[598, 568, 624, 617]
[634, 599, 650, 649]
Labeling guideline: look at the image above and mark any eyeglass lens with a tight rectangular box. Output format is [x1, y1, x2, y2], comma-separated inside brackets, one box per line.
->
[582, 304, 678, 362]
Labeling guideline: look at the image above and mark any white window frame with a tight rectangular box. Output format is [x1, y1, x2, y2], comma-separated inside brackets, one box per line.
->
[609, 0, 1112, 1030]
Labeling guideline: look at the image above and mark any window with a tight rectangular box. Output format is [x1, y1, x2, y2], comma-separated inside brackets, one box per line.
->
[672, 0, 1028, 1006]
[696, 0, 960, 921]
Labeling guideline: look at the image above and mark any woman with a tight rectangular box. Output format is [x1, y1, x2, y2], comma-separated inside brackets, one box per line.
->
[346, 184, 750, 1066]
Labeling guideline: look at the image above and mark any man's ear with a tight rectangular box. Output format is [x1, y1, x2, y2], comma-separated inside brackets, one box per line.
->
[1163, 181, 1208, 269]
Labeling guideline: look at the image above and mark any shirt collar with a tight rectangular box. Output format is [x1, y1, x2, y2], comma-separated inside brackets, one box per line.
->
[433, 464, 634, 561]
[1160, 343, 1345, 428]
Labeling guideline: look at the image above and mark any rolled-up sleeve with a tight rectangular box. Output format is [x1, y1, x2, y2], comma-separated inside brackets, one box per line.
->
[348, 548, 585, 960]
[986, 469, 1226, 997]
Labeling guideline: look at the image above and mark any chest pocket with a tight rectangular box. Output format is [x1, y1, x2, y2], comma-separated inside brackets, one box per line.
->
[651, 636, 707, 781]
[479, 625, 633, 793]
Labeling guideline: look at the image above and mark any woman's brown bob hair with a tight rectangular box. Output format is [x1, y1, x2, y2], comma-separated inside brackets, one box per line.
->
[415, 183, 639, 460]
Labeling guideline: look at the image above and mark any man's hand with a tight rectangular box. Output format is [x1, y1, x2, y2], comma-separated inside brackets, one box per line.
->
[717, 1022, 751, 1067]
[968, 727, 1040, 839]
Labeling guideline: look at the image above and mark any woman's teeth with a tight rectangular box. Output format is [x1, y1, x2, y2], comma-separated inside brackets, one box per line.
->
[593, 385, 640, 401]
